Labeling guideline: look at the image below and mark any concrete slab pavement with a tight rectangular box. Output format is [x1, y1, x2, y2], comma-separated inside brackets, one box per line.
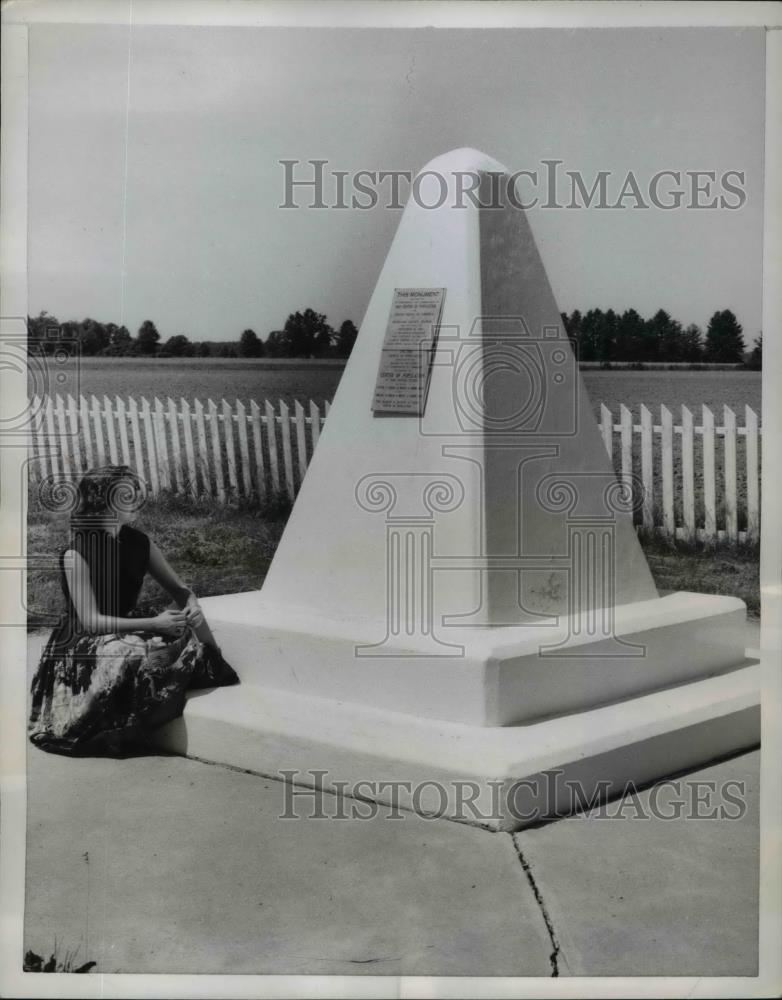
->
[514, 750, 760, 977]
[24, 745, 553, 976]
[22, 630, 760, 977]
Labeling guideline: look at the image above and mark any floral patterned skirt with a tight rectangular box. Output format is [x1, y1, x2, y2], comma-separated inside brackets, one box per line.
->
[28, 624, 239, 757]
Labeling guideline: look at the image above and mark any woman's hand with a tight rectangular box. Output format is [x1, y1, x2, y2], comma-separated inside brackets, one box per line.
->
[153, 609, 188, 638]
[184, 595, 205, 628]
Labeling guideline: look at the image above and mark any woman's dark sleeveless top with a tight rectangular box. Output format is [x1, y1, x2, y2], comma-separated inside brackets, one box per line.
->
[52, 524, 151, 647]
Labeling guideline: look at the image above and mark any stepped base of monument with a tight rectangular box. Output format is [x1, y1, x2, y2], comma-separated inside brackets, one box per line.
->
[188, 591, 747, 726]
[149, 658, 760, 832]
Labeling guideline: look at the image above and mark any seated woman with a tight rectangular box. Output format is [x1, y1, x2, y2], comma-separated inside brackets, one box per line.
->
[29, 464, 239, 757]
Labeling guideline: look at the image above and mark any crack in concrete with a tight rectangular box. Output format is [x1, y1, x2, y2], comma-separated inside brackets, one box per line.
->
[509, 833, 561, 977]
[172, 751, 502, 831]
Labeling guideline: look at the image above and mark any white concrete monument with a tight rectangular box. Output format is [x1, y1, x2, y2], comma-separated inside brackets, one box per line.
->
[154, 149, 759, 829]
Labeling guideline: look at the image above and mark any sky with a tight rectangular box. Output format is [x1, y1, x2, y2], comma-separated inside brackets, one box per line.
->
[28, 24, 765, 343]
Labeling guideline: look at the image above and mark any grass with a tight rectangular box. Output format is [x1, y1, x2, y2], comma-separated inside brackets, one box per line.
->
[26, 489, 292, 628]
[26, 488, 759, 628]
[23, 943, 96, 973]
[640, 531, 760, 618]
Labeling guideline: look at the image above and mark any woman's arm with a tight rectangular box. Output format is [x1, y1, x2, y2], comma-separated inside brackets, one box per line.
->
[147, 540, 204, 627]
[63, 549, 185, 637]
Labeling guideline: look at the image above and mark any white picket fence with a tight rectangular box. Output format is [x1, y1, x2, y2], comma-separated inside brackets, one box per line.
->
[28, 394, 761, 544]
[28, 394, 330, 505]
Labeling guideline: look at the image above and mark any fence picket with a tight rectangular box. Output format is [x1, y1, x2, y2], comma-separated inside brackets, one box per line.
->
[139, 397, 159, 496]
[746, 404, 759, 542]
[702, 405, 716, 540]
[279, 400, 295, 499]
[115, 396, 131, 467]
[600, 403, 613, 459]
[294, 400, 308, 483]
[619, 404, 632, 494]
[103, 395, 119, 465]
[639, 404, 653, 531]
[55, 395, 72, 476]
[265, 400, 280, 493]
[27, 395, 39, 482]
[153, 398, 170, 490]
[221, 398, 238, 494]
[235, 400, 252, 496]
[250, 401, 266, 498]
[207, 399, 225, 502]
[33, 395, 49, 480]
[43, 396, 59, 476]
[180, 398, 198, 496]
[127, 396, 145, 482]
[681, 406, 695, 541]
[90, 395, 106, 467]
[661, 405, 674, 536]
[66, 395, 83, 473]
[79, 395, 94, 469]
[166, 397, 183, 492]
[723, 405, 737, 543]
[309, 399, 321, 451]
[194, 399, 212, 497]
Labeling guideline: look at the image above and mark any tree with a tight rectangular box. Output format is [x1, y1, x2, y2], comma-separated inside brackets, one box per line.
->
[264, 331, 286, 357]
[281, 308, 333, 357]
[195, 341, 211, 357]
[644, 309, 683, 362]
[27, 311, 61, 354]
[659, 311, 687, 362]
[161, 334, 194, 357]
[579, 309, 604, 362]
[748, 334, 762, 370]
[214, 341, 238, 358]
[239, 328, 264, 358]
[616, 309, 646, 362]
[598, 308, 618, 363]
[561, 309, 582, 356]
[104, 325, 133, 355]
[704, 310, 745, 363]
[335, 320, 358, 357]
[136, 320, 160, 356]
[680, 324, 704, 363]
[78, 317, 110, 356]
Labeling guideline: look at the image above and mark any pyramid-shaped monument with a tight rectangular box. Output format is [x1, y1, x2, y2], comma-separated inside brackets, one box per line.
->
[263, 149, 658, 630]
[156, 150, 758, 828]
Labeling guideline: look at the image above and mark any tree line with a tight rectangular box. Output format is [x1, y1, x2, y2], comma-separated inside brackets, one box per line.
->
[561, 307, 761, 368]
[26, 309, 358, 359]
[27, 305, 761, 368]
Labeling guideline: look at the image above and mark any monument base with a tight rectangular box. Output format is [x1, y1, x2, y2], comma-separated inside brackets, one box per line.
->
[145, 590, 759, 830]
[184, 591, 747, 726]
[150, 657, 760, 832]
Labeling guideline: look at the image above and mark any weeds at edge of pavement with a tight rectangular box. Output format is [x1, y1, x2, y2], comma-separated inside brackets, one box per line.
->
[23, 944, 96, 973]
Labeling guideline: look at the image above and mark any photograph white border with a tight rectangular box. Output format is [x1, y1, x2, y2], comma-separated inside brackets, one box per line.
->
[1, 3, 780, 998]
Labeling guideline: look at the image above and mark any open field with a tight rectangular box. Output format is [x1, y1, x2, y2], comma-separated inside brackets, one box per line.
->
[31, 357, 762, 416]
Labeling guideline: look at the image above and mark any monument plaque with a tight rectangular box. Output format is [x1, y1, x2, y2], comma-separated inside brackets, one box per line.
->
[371, 287, 446, 415]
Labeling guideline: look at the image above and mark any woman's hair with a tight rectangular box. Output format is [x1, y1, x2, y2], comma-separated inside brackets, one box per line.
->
[72, 465, 145, 522]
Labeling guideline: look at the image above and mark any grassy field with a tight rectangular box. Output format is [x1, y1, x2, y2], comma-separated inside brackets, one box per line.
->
[34, 357, 762, 415]
[27, 490, 759, 628]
